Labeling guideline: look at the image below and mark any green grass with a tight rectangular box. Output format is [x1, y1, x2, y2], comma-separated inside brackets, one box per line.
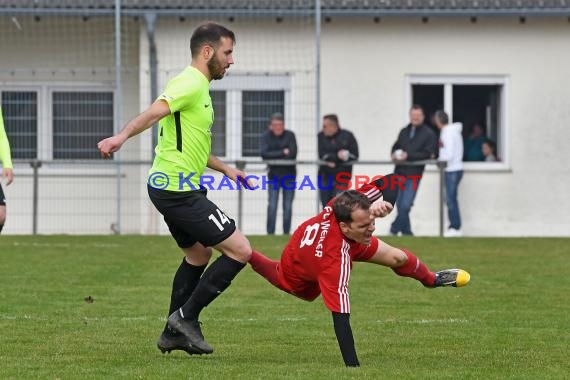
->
[0, 236, 568, 379]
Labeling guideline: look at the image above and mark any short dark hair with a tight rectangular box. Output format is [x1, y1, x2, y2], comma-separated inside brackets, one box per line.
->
[410, 104, 424, 113]
[333, 190, 371, 224]
[190, 22, 235, 58]
[434, 110, 449, 125]
[323, 114, 339, 126]
[269, 112, 284, 123]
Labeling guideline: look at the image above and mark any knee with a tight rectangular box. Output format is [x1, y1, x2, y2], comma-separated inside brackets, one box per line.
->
[226, 236, 252, 263]
[198, 247, 213, 262]
[0, 207, 6, 225]
[235, 242, 252, 262]
[392, 249, 408, 267]
[184, 245, 213, 266]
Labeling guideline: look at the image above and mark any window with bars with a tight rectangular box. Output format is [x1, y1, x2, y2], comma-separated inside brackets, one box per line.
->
[410, 77, 505, 164]
[209, 74, 290, 159]
[1, 89, 113, 161]
[210, 90, 226, 157]
[52, 91, 114, 159]
[1, 91, 38, 159]
[241, 90, 285, 157]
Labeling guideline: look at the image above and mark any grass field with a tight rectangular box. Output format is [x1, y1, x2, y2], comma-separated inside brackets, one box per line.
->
[0, 236, 568, 379]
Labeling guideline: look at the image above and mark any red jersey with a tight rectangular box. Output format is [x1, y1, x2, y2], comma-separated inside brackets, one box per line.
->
[278, 182, 383, 313]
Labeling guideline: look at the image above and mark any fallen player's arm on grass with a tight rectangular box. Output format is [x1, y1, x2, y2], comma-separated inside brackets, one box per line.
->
[332, 312, 360, 367]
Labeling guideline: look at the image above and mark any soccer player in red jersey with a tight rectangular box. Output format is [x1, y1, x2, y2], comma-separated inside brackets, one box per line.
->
[249, 174, 470, 367]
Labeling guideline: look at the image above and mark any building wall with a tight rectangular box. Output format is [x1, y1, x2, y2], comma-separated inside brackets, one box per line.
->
[2, 15, 569, 236]
[320, 17, 570, 236]
[0, 15, 143, 234]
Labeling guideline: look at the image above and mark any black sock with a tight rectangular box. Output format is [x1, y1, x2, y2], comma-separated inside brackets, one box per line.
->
[0, 224, 3, 234]
[164, 258, 207, 335]
[179, 254, 246, 320]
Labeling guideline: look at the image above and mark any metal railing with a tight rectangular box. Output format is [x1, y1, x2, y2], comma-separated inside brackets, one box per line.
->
[16, 158, 447, 236]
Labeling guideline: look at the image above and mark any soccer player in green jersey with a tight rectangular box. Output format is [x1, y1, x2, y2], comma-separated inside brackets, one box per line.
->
[98, 22, 252, 355]
[0, 107, 14, 234]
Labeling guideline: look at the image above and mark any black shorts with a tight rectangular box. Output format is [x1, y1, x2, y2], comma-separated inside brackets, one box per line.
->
[147, 185, 236, 248]
[0, 183, 5, 206]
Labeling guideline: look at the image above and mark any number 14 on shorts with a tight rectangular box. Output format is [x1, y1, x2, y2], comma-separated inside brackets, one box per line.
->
[208, 209, 231, 231]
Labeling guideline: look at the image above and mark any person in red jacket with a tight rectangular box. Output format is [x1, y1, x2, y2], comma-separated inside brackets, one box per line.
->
[249, 174, 470, 367]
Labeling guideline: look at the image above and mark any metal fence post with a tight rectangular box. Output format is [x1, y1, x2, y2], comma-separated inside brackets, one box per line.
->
[30, 160, 42, 235]
[236, 160, 246, 231]
[114, 0, 123, 234]
[437, 161, 447, 237]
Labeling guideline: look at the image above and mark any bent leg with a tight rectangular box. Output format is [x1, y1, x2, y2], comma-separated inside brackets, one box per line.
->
[163, 243, 211, 336]
[179, 229, 250, 321]
[366, 239, 435, 286]
[250, 250, 320, 302]
[249, 249, 282, 289]
[167, 243, 212, 315]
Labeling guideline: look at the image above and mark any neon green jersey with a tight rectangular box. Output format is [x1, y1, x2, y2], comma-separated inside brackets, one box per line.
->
[149, 66, 213, 191]
[0, 107, 14, 169]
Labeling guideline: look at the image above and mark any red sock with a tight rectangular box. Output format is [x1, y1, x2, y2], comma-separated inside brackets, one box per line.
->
[249, 249, 282, 289]
[392, 249, 435, 286]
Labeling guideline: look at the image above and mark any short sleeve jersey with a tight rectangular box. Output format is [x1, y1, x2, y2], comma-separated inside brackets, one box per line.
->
[280, 181, 384, 313]
[149, 66, 213, 191]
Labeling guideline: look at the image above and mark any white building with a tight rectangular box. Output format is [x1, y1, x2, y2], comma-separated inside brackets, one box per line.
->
[1, 0, 569, 236]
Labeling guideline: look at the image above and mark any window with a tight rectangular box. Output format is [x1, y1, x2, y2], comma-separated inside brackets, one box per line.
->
[210, 90, 226, 157]
[1, 91, 38, 159]
[241, 91, 285, 157]
[52, 91, 114, 159]
[409, 76, 507, 166]
[1, 87, 114, 161]
[210, 75, 290, 159]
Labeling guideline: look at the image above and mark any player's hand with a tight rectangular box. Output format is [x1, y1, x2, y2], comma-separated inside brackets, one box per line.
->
[97, 134, 127, 159]
[2, 168, 13, 185]
[225, 167, 255, 190]
[370, 201, 393, 218]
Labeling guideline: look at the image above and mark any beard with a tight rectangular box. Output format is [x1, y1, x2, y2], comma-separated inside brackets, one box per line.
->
[207, 55, 226, 80]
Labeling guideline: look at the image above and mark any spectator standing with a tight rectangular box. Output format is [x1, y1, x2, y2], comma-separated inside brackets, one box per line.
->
[260, 113, 298, 235]
[434, 110, 464, 237]
[390, 105, 437, 236]
[318, 114, 359, 208]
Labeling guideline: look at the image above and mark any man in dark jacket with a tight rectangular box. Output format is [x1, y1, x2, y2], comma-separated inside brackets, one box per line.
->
[260, 113, 298, 234]
[390, 105, 437, 236]
[318, 114, 359, 208]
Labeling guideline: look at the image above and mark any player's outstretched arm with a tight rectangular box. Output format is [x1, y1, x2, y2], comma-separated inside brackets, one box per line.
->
[97, 100, 170, 159]
[355, 173, 400, 205]
[332, 312, 360, 367]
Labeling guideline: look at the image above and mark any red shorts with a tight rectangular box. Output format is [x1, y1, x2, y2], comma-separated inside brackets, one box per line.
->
[276, 263, 322, 302]
[275, 238, 379, 312]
